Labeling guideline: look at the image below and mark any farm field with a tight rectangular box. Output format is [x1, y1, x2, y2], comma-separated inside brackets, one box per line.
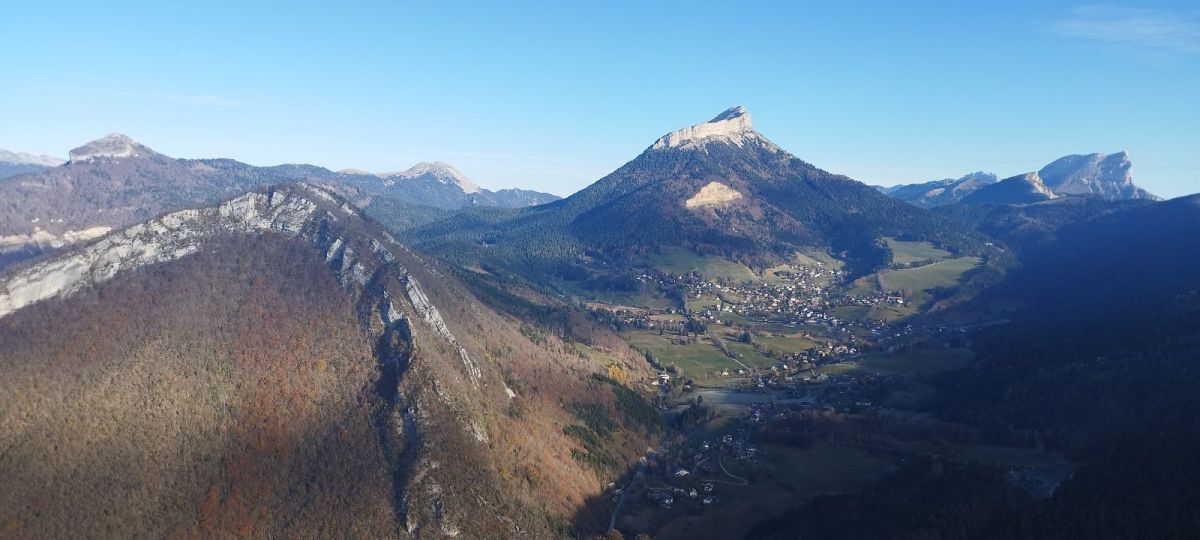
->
[622, 330, 742, 380]
[879, 257, 981, 309]
[644, 246, 758, 283]
[750, 333, 819, 355]
[836, 302, 914, 322]
[880, 257, 980, 293]
[577, 287, 679, 311]
[885, 237, 951, 265]
[846, 275, 880, 297]
[721, 340, 778, 370]
[686, 294, 721, 313]
[792, 250, 842, 269]
[620, 324, 812, 384]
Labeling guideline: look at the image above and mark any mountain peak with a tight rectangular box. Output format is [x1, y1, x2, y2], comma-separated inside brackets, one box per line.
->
[68, 133, 155, 163]
[1038, 150, 1156, 201]
[651, 105, 767, 151]
[381, 161, 482, 194]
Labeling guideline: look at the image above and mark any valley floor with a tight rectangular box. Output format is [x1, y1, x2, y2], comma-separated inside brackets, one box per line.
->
[553, 246, 1074, 538]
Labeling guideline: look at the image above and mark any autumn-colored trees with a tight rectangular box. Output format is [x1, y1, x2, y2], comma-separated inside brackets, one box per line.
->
[0, 236, 394, 538]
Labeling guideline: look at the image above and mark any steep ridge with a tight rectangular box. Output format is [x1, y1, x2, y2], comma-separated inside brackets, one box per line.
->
[960, 172, 1057, 206]
[0, 185, 653, 538]
[0, 148, 63, 180]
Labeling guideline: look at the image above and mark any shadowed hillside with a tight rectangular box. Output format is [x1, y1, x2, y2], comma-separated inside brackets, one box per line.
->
[0, 185, 654, 539]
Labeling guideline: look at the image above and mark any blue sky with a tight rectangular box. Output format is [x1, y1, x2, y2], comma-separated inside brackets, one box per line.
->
[2, 1, 1198, 197]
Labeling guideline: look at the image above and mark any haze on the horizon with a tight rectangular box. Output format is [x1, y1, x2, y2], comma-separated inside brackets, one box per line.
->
[2, 1, 1198, 198]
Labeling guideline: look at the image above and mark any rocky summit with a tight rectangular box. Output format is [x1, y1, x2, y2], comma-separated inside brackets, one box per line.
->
[68, 133, 156, 162]
[1038, 151, 1158, 201]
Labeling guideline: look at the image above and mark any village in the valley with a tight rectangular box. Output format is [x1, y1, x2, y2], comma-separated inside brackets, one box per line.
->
[575, 242, 1069, 537]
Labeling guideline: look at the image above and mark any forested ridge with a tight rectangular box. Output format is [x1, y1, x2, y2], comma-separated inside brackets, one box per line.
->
[0, 236, 397, 538]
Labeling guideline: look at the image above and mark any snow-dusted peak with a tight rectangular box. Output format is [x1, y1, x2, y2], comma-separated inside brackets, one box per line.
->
[68, 133, 155, 163]
[650, 105, 775, 152]
[0, 149, 64, 167]
[381, 161, 482, 194]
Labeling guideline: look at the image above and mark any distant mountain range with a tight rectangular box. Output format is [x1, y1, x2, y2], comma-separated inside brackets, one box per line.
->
[0, 149, 63, 180]
[340, 161, 559, 210]
[878, 152, 1158, 207]
[415, 105, 984, 278]
[877, 172, 999, 208]
[0, 135, 558, 262]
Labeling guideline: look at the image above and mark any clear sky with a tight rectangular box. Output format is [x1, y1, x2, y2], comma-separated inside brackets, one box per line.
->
[2, 1, 1198, 198]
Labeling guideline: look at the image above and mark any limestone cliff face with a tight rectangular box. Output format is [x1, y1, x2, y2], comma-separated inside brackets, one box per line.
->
[1038, 151, 1158, 201]
[651, 105, 779, 152]
[1, 184, 643, 537]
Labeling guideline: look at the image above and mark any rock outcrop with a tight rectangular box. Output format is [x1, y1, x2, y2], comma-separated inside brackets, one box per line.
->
[651, 105, 780, 152]
[68, 133, 157, 163]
